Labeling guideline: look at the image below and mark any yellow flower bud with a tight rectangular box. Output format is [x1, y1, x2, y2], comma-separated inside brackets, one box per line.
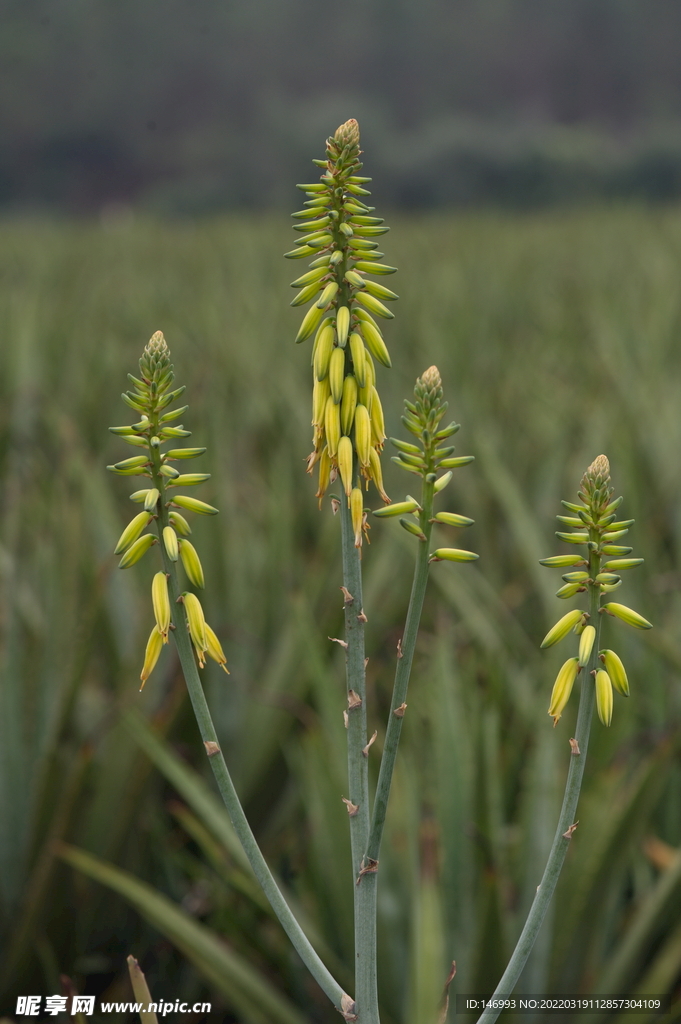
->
[168, 511, 192, 536]
[349, 332, 366, 387]
[341, 375, 358, 435]
[337, 436, 354, 496]
[179, 539, 205, 589]
[601, 603, 652, 630]
[336, 306, 350, 347]
[328, 346, 345, 404]
[324, 396, 341, 457]
[171, 495, 219, 516]
[547, 658, 580, 723]
[162, 526, 179, 561]
[183, 592, 208, 658]
[152, 572, 171, 641]
[578, 625, 596, 667]
[118, 533, 157, 569]
[114, 511, 153, 555]
[600, 649, 629, 696]
[595, 669, 613, 726]
[354, 404, 372, 467]
[540, 609, 585, 648]
[313, 323, 335, 381]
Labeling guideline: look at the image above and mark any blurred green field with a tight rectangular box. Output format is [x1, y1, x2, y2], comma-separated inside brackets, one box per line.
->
[0, 207, 680, 1023]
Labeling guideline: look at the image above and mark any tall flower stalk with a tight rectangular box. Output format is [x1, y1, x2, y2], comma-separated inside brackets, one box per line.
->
[108, 332, 350, 1017]
[476, 455, 651, 1024]
[289, 125, 477, 1022]
[287, 117, 395, 1024]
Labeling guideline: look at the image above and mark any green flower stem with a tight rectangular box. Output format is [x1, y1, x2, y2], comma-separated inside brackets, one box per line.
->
[146, 448, 347, 1013]
[366, 476, 435, 863]
[339, 494, 379, 1024]
[476, 547, 603, 1024]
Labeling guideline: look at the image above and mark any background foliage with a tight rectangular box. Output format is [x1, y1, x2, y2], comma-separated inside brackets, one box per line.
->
[6, 0, 681, 212]
[0, 207, 679, 1021]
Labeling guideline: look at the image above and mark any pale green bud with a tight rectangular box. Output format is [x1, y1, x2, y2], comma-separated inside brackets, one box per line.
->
[556, 582, 584, 599]
[600, 649, 629, 696]
[152, 572, 171, 640]
[548, 657, 580, 723]
[357, 316, 392, 367]
[556, 531, 590, 544]
[119, 533, 157, 569]
[164, 448, 206, 460]
[595, 669, 613, 726]
[163, 526, 179, 561]
[313, 323, 335, 381]
[328, 347, 345, 403]
[336, 306, 351, 346]
[295, 301, 326, 343]
[349, 333, 366, 387]
[430, 548, 479, 563]
[438, 456, 474, 469]
[340, 375, 358, 435]
[171, 495, 219, 515]
[316, 281, 339, 309]
[433, 471, 453, 493]
[433, 511, 474, 528]
[541, 609, 585, 648]
[356, 291, 394, 319]
[144, 488, 161, 512]
[400, 518, 427, 540]
[601, 603, 652, 629]
[373, 500, 420, 518]
[179, 539, 205, 589]
[578, 625, 596, 666]
[183, 592, 208, 660]
[114, 511, 153, 555]
[167, 473, 211, 487]
[539, 554, 587, 568]
[354, 404, 372, 466]
[337, 436, 353, 496]
[603, 558, 644, 571]
[168, 511, 191, 536]
[362, 280, 398, 301]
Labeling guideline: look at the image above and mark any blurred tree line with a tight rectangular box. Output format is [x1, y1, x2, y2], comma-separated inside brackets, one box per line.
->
[3, 0, 681, 213]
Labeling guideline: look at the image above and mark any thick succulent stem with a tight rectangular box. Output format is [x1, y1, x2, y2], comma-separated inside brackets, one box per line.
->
[340, 496, 379, 1024]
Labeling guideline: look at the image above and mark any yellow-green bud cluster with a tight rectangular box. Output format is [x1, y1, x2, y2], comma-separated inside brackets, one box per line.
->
[539, 455, 650, 726]
[287, 119, 397, 525]
[109, 332, 229, 686]
[375, 367, 478, 564]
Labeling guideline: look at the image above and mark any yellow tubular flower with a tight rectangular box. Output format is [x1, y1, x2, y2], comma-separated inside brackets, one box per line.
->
[337, 436, 354, 496]
[183, 592, 208, 661]
[140, 626, 164, 689]
[152, 572, 171, 641]
[595, 669, 613, 726]
[205, 624, 230, 673]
